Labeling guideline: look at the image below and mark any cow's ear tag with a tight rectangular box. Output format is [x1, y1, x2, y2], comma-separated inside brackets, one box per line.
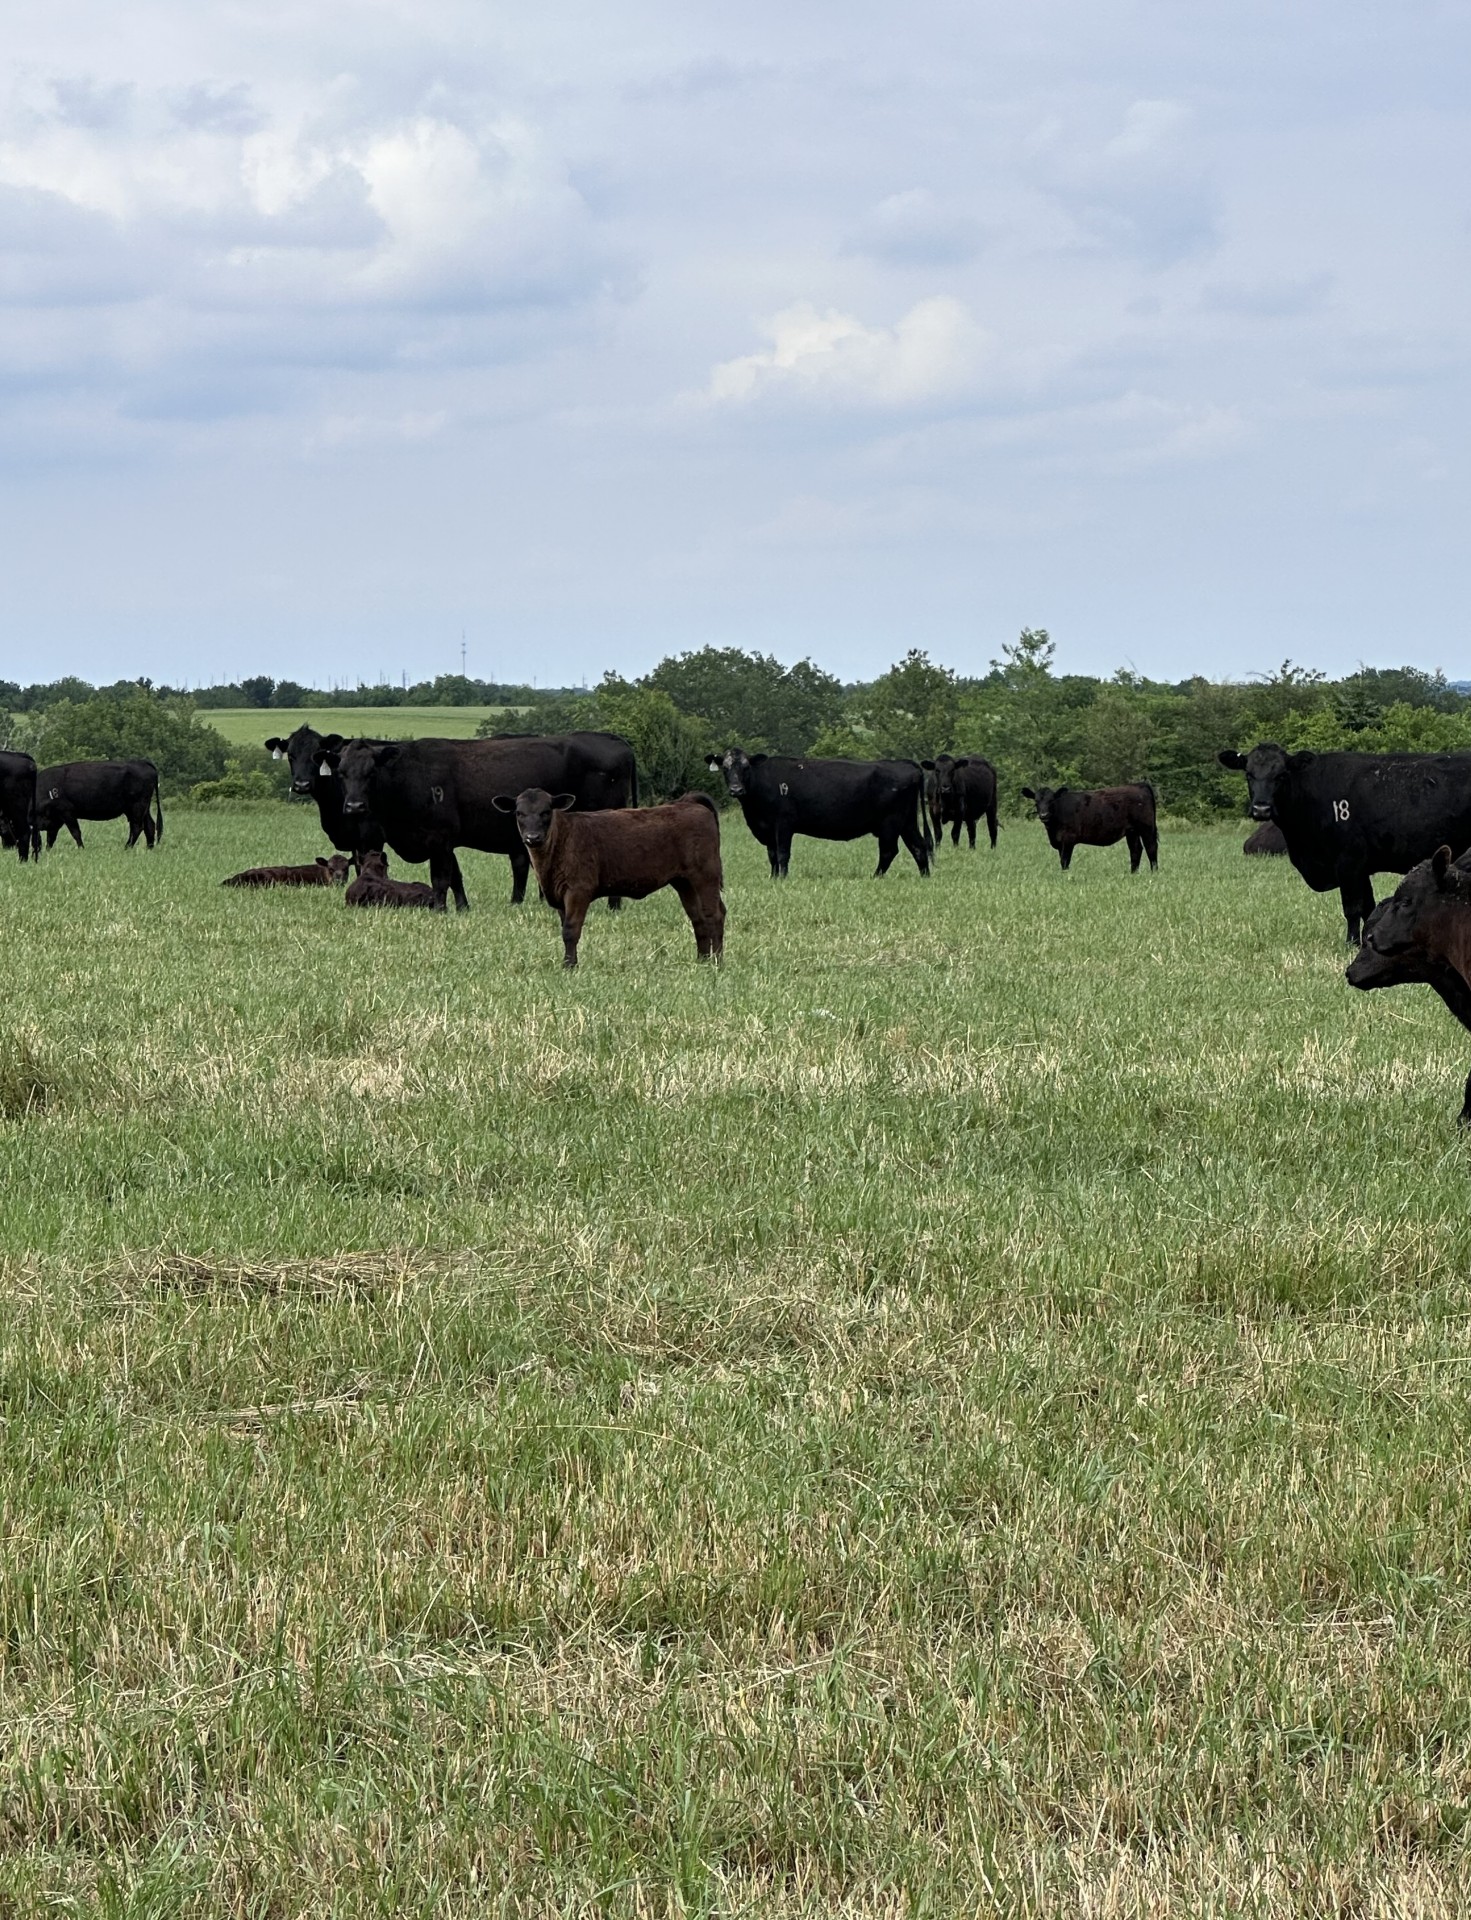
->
[318, 761, 331, 777]
[271, 748, 282, 761]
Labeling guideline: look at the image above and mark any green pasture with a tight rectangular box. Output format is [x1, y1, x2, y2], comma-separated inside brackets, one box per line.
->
[2, 809, 1470, 1915]
[205, 705, 523, 748]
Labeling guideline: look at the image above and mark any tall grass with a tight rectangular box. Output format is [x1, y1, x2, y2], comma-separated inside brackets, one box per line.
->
[1, 810, 1469, 1914]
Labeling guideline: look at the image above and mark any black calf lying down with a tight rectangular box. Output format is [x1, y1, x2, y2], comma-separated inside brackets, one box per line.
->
[222, 854, 351, 888]
[1346, 845, 1471, 1122]
[494, 787, 724, 968]
[344, 849, 435, 908]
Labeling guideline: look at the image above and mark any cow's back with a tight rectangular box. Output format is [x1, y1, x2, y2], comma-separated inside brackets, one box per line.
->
[1281, 754, 1471, 885]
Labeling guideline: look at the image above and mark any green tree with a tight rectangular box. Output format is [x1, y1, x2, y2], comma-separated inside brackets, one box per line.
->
[645, 647, 843, 753]
[22, 688, 237, 795]
[814, 649, 959, 761]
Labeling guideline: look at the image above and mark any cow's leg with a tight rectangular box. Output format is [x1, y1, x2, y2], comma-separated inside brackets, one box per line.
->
[875, 822, 900, 875]
[607, 895, 623, 912]
[1058, 842, 1073, 871]
[950, 818, 961, 847]
[902, 819, 931, 876]
[674, 880, 710, 958]
[446, 850, 470, 912]
[508, 846, 531, 905]
[559, 892, 590, 967]
[966, 817, 978, 850]
[1459, 1071, 1471, 1126]
[1142, 825, 1159, 871]
[773, 826, 794, 878]
[1126, 830, 1143, 873]
[1341, 874, 1374, 946]
[986, 804, 998, 850]
[428, 848, 458, 912]
[62, 816, 83, 849]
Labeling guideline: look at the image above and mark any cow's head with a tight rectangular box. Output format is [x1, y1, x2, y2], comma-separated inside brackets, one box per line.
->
[1218, 743, 1308, 823]
[355, 849, 390, 881]
[266, 726, 346, 797]
[705, 747, 764, 798]
[1347, 846, 1471, 985]
[317, 853, 352, 884]
[336, 741, 397, 816]
[1020, 785, 1057, 825]
[921, 754, 970, 800]
[492, 786, 575, 847]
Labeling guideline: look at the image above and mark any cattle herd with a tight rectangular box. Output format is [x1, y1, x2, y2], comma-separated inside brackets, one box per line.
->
[9, 728, 1471, 1111]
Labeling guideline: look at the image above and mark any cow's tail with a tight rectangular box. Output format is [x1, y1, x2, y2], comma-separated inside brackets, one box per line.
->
[914, 764, 933, 867]
[152, 775, 165, 845]
[628, 750, 639, 810]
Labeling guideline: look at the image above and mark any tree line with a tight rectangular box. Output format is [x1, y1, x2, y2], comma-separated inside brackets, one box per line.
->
[4, 638, 1470, 814]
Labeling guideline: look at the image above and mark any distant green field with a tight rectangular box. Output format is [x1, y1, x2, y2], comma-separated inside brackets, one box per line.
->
[3, 815, 1471, 1912]
[205, 704, 525, 748]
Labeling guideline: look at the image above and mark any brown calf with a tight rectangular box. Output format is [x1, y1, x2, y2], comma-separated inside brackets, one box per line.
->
[493, 788, 724, 968]
[1020, 782, 1158, 872]
[222, 854, 351, 888]
[344, 849, 436, 909]
[1346, 845, 1471, 1122]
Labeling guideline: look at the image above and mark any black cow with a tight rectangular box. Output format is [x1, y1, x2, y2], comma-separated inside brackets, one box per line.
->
[334, 731, 638, 911]
[921, 753, 998, 851]
[1346, 846, 1471, 1122]
[1219, 744, 1471, 943]
[705, 748, 931, 879]
[36, 760, 163, 849]
[0, 750, 40, 862]
[1244, 821, 1288, 857]
[1020, 783, 1158, 872]
[265, 727, 386, 872]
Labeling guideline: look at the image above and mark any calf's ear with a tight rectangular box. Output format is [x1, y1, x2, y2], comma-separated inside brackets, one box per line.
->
[705, 753, 722, 771]
[320, 734, 345, 752]
[749, 753, 767, 765]
[920, 759, 935, 770]
[1433, 845, 1455, 885]
[264, 737, 284, 754]
[952, 757, 970, 768]
[552, 793, 577, 811]
[491, 794, 516, 813]
[1217, 750, 1247, 770]
[316, 856, 329, 868]
[1020, 786, 1035, 800]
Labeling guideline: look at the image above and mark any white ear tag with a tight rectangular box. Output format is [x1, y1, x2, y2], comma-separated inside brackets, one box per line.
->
[271, 748, 282, 761]
[319, 761, 331, 777]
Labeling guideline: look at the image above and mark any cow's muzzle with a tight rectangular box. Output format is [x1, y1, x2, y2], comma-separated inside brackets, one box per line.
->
[291, 779, 314, 795]
[342, 799, 367, 814]
[520, 831, 545, 847]
[1250, 804, 1273, 821]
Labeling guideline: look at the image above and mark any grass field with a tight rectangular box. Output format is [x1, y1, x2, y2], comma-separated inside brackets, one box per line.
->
[3, 810, 1471, 1915]
[205, 706, 523, 749]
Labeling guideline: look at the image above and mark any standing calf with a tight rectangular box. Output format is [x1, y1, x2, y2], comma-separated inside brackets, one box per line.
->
[222, 854, 351, 888]
[1346, 845, 1471, 1123]
[494, 789, 725, 968]
[344, 849, 436, 909]
[1020, 783, 1158, 872]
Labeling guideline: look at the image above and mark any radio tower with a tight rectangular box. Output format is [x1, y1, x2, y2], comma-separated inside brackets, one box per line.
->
[460, 631, 467, 676]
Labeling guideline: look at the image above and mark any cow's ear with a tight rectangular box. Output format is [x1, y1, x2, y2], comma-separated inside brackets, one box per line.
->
[264, 736, 284, 753]
[316, 856, 329, 867]
[1288, 751, 1315, 771]
[749, 753, 767, 765]
[552, 793, 577, 811]
[1217, 750, 1247, 770]
[1020, 786, 1035, 800]
[320, 734, 345, 752]
[952, 757, 970, 769]
[705, 754, 722, 771]
[1434, 845, 1455, 885]
[920, 759, 935, 770]
[491, 795, 516, 813]
[372, 743, 398, 766]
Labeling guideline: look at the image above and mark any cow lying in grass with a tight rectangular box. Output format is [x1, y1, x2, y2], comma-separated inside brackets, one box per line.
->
[222, 854, 351, 889]
[344, 849, 436, 909]
[493, 788, 724, 968]
[1346, 845, 1471, 1123]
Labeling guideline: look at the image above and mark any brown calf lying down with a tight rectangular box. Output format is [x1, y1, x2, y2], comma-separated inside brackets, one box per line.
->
[494, 788, 724, 968]
[1243, 821, 1287, 856]
[344, 848, 436, 908]
[1346, 845, 1471, 1123]
[222, 853, 351, 888]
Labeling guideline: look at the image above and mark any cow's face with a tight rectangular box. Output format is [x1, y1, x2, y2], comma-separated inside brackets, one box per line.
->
[266, 726, 345, 797]
[1218, 744, 1296, 822]
[337, 741, 394, 816]
[492, 786, 575, 847]
[706, 747, 756, 798]
[317, 854, 351, 884]
[1347, 848, 1471, 985]
[1020, 785, 1057, 825]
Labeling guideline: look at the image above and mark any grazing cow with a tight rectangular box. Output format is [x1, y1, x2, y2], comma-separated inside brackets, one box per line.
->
[1020, 783, 1158, 872]
[36, 760, 163, 849]
[1244, 821, 1288, 857]
[921, 753, 999, 851]
[0, 750, 40, 863]
[705, 748, 931, 879]
[334, 732, 638, 911]
[494, 788, 724, 968]
[1219, 744, 1471, 944]
[1346, 846, 1471, 1122]
[222, 854, 351, 889]
[264, 727, 386, 872]
[344, 849, 436, 908]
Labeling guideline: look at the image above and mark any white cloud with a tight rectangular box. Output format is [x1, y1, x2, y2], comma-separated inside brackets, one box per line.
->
[705, 296, 990, 409]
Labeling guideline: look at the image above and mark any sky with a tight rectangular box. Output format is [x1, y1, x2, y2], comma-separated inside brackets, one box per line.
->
[1, 0, 1468, 688]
